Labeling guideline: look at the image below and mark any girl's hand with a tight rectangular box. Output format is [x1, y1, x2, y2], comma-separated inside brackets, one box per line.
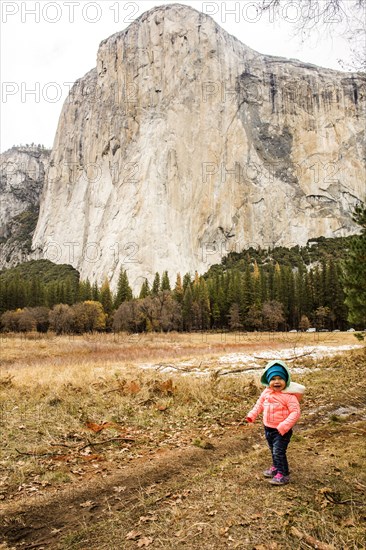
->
[246, 416, 253, 423]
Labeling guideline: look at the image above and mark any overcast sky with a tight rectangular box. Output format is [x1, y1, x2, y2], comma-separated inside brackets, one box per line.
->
[0, 0, 359, 153]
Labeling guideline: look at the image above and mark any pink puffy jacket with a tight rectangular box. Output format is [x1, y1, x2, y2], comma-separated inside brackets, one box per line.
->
[246, 388, 301, 435]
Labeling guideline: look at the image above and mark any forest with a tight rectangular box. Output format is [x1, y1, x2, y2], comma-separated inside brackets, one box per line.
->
[0, 233, 363, 334]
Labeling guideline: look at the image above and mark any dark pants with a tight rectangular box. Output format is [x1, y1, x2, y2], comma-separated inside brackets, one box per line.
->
[264, 426, 292, 476]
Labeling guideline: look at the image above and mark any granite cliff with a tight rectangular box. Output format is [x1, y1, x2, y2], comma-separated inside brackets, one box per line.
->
[0, 146, 50, 269]
[32, 4, 365, 290]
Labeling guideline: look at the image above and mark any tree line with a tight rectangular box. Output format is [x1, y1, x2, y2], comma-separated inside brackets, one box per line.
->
[1, 203, 365, 333]
[0, 253, 354, 334]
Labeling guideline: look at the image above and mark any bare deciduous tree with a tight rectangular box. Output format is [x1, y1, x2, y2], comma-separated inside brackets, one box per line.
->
[262, 301, 285, 331]
[261, 0, 366, 70]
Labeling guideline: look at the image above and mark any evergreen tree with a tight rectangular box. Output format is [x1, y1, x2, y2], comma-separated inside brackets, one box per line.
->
[139, 279, 150, 299]
[0, 281, 5, 314]
[28, 277, 44, 307]
[152, 272, 160, 296]
[9, 277, 26, 310]
[92, 282, 100, 302]
[160, 271, 171, 291]
[46, 282, 58, 308]
[56, 282, 66, 305]
[78, 279, 92, 302]
[182, 284, 193, 331]
[182, 273, 191, 291]
[197, 277, 211, 330]
[64, 279, 74, 305]
[342, 200, 366, 326]
[100, 278, 114, 315]
[173, 273, 184, 303]
[211, 302, 221, 328]
[273, 262, 282, 302]
[313, 266, 323, 311]
[326, 259, 348, 329]
[217, 286, 227, 328]
[114, 269, 133, 307]
[241, 265, 254, 317]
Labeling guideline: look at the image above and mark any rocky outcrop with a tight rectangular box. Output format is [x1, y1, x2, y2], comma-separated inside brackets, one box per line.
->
[0, 146, 50, 269]
[32, 4, 366, 291]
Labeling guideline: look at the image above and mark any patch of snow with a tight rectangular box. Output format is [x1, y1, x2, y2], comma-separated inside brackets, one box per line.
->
[135, 344, 362, 377]
[219, 344, 362, 363]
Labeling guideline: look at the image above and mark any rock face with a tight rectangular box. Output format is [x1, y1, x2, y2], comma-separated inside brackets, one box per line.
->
[0, 146, 50, 269]
[33, 4, 366, 291]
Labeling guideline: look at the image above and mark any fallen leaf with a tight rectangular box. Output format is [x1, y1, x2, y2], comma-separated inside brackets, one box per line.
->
[81, 454, 103, 461]
[126, 530, 142, 540]
[85, 421, 115, 432]
[159, 379, 175, 394]
[125, 381, 141, 395]
[137, 537, 153, 547]
[51, 455, 71, 461]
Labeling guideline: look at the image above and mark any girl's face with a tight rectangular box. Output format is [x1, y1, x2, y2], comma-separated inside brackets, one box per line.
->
[269, 375, 286, 392]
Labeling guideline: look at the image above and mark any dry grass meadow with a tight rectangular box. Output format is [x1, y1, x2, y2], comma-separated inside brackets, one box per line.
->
[0, 331, 365, 549]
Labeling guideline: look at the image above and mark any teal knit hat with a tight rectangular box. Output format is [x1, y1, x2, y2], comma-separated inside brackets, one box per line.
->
[260, 359, 291, 388]
[265, 364, 288, 384]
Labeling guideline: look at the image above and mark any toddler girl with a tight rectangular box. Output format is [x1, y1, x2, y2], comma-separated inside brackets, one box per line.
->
[246, 359, 304, 485]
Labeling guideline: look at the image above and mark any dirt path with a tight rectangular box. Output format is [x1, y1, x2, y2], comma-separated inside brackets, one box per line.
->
[0, 429, 255, 549]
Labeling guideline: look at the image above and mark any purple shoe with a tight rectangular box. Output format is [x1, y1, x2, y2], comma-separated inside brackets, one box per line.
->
[269, 473, 290, 485]
[263, 466, 277, 478]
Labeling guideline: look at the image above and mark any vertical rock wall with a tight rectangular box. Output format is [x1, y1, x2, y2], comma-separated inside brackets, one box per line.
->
[32, 4, 365, 290]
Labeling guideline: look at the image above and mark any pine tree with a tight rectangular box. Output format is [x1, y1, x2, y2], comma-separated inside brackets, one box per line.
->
[56, 283, 66, 305]
[211, 302, 221, 328]
[46, 282, 58, 308]
[342, 200, 366, 326]
[173, 273, 184, 303]
[152, 273, 160, 296]
[260, 265, 268, 305]
[198, 277, 211, 330]
[182, 284, 193, 331]
[92, 282, 100, 302]
[114, 269, 133, 307]
[139, 279, 150, 299]
[326, 259, 347, 329]
[100, 278, 114, 315]
[78, 279, 92, 302]
[273, 262, 282, 302]
[160, 271, 171, 291]
[182, 273, 191, 291]
[313, 266, 323, 311]
[241, 265, 254, 317]
[64, 279, 74, 305]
